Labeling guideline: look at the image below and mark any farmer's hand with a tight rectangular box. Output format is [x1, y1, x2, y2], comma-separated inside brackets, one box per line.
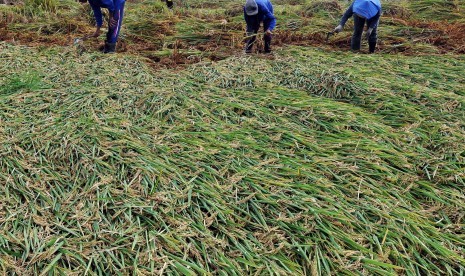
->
[91, 27, 101, 38]
[109, 16, 118, 28]
[366, 28, 373, 40]
[334, 25, 343, 33]
[84, 27, 100, 39]
[265, 29, 272, 36]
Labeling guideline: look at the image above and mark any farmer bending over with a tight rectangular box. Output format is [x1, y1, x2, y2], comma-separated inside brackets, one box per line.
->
[79, 0, 126, 53]
[244, 0, 276, 54]
[334, 0, 381, 53]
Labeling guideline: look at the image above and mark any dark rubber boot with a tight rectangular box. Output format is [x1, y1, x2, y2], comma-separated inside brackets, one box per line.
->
[245, 43, 253, 54]
[264, 33, 272, 53]
[103, 42, 116, 54]
[245, 32, 256, 54]
[369, 41, 376, 53]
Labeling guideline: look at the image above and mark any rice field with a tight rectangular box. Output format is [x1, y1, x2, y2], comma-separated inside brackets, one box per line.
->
[1, 0, 465, 275]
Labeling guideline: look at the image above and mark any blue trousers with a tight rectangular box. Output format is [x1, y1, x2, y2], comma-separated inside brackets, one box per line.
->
[352, 14, 378, 53]
[245, 16, 272, 53]
[107, 2, 125, 44]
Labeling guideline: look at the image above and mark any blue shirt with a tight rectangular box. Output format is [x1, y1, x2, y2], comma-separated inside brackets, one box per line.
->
[244, 0, 276, 31]
[88, 0, 125, 27]
[353, 0, 381, 20]
[340, 0, 381, 29]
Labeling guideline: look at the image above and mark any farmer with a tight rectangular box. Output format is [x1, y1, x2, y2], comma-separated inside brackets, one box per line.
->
[79, 0, 126, 53]
[333, 0, 381, 53]
[243, 0, 276, 54]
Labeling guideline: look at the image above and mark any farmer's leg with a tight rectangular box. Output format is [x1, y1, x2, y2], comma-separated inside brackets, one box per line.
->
[108, 3, 125, 43]
[366, 17, 379, 53]
[351, 14, 365, 51]
[105, 1, 125, 53]
[245, 15, 260, 53]
[263, 20, 272, 53]
[368, 26, 378, 53]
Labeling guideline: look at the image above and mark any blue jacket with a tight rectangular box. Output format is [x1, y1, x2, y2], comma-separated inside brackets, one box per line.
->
[340, 0, 381, 29]
[88, 0, 125, 27]
[244, 0, 276, 31]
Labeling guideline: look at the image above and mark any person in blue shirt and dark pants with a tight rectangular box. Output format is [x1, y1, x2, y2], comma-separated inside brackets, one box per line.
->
[79, 0, 126, 53]
[334, 0, 381, 53]
[244, 0, 276, 54]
